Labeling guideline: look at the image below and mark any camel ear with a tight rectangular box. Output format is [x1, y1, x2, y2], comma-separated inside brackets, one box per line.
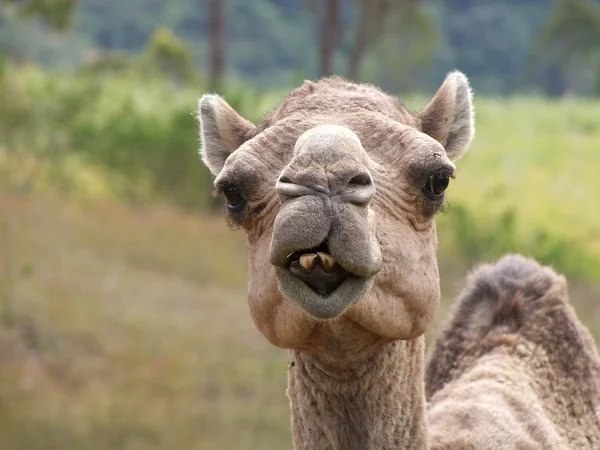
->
[419, 71, 475, 161]
[198, 95, 256, 176]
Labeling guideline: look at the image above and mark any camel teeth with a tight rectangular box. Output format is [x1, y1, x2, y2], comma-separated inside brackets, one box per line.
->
[299, 253, 318, 272]
[317, 252, 336, 273]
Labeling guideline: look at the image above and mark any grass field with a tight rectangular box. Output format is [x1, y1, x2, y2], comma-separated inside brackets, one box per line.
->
[1, 91, 600, 449]
[1, 189, 599, 450]
[419, 96, 600, 281]
[2, 193, 290, 450]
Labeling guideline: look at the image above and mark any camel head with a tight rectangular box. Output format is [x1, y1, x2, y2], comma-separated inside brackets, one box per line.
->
[199, 73, 474, 355]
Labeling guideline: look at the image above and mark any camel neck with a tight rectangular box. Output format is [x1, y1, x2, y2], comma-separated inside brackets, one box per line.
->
[287, 338, 428, 450]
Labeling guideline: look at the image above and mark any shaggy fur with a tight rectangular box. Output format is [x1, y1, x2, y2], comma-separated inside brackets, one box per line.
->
[199, 73, 473, 448]
[426, 255, 600, 449]
[198, 74, 600, 449]
[289, 339, 428, 450]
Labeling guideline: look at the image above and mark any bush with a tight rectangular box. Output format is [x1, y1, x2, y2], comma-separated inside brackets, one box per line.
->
[440, 202, 600, 280]
[0, 63, 274, 209]
[1, 64, 599, 284]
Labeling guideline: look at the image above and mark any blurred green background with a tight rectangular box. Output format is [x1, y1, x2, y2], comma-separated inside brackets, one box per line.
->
[1, 0, 600, 449]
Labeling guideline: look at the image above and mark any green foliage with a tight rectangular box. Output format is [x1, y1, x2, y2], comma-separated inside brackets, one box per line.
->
[540, 0, 600, 53]
[4, 0, 600, 95]
[3, 0, 77, 30]
[145, 27, 195, 83]
[442, 203, 600, 280]
[531, 0, 600, 95]
[80, 51, 132, 74]
[372, 3, 440, 90]
[2, 63, 600, 283]
[0, 62, 274, 209]
[433, 95, 600, 283]
[67, 0, 569, 95]
[0, 8, 86, 67]
[434, 0, 553, 94]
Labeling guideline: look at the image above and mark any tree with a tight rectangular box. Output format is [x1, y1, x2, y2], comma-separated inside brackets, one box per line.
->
[307, 0, 433, 83]
[348, 0, 427, 81]
[319, 0, 339, 77]
[208, 0, 225, 92]
[533, 0, 600, 96]
[2, 0, 78, 31]
[146, 27, 194, 83]
[348, 0, 378, 81]
[305, 0, 341, 78]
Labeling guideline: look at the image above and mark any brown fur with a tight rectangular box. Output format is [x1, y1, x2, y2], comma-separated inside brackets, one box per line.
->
[199, 74, 472, 448]
[198, 95, 255, 175]
[254, 76, 418, 135]
[418, 72, 474, 160]
[289, 338, 428, 450]
[199, 75, 468, 351]
[195, 75, 600, 449]
[426, 255, 600, 449]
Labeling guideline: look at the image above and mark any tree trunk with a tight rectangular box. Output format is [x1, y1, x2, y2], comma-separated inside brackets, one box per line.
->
[208, 0, 225, 92]
[1, 216, 14, 326]
[348, 2, 370, 81]
[319, 0, 340, 78]
[561, 52, 579, 98]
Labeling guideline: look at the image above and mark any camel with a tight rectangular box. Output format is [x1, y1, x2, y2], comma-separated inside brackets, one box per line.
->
[198, 72, 600, 449]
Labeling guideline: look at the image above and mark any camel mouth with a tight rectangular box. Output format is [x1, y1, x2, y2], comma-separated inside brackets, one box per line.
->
[286, 242, 352, 297]
[269, 208, 381, 318]
[272, 237, 376, 319]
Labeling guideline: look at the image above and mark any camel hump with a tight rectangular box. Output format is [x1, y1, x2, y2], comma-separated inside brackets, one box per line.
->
[463, 254, 565, 332]
[425, 254, 600, 400]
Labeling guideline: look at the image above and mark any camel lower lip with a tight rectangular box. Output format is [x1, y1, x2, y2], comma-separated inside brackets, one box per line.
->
[274, 266, 374, 319]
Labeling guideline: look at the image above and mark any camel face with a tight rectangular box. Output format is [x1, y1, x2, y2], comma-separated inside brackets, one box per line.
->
[199, 73, 474, 351]
[269, 124, 382, 320]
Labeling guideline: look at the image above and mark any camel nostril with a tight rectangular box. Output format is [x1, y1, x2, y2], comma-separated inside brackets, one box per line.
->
[348, 173, 372, 187]
[279, 175, 293, 184]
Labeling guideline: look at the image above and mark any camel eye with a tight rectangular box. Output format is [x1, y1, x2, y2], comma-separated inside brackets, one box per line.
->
[422, 174, 450, 199]
[223, 184, 245, 212]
